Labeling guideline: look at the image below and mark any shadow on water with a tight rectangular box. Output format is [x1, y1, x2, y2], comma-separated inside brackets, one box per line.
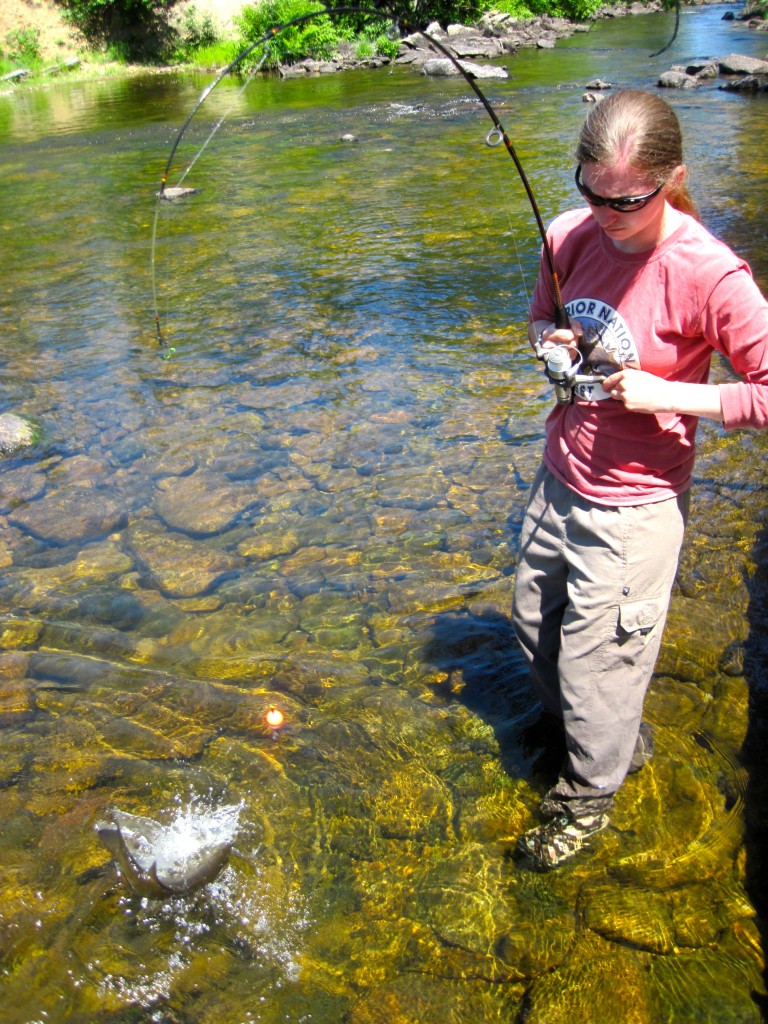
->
[423, 605, 564, 789]
[742, 518, 768, 1021]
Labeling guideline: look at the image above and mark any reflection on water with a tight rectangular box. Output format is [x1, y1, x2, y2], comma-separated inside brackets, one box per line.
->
[1, 5, 768, 1021]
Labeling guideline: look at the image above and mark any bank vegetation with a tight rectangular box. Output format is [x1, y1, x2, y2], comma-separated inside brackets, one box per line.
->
[1, 0, 765, 80]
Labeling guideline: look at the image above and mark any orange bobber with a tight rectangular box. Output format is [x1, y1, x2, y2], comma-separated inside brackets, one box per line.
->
[265, 708, 284, 729]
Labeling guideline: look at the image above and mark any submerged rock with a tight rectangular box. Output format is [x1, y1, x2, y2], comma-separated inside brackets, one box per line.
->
[721, 74, 768, 93]
[8, 486, 125, 545]
[126, 520, 243, 598]
[154, 470, 257, 535]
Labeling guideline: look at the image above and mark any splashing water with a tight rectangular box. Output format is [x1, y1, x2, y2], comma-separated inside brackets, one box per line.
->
[96, 796, 309, 1011]
[143, 797, 242, 872]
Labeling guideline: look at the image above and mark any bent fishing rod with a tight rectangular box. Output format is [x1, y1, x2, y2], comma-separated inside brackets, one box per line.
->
[152, 0, 572, 350]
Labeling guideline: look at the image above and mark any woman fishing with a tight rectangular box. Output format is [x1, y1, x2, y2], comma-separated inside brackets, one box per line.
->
[513, 89, 768, 870]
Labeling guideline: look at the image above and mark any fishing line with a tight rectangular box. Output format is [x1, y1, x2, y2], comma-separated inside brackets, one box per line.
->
[150, 41, 274, 352]
[490, 137, 535, 319]
[149, 1, 574, 351]
[175, 43, 273, 188]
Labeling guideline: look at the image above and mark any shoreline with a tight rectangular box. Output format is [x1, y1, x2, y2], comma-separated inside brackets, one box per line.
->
[0, 0, 763, 96]
[0, 2, 674, 92]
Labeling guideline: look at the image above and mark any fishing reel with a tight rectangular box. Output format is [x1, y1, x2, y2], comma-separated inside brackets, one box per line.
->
[536, 344, 607, 405]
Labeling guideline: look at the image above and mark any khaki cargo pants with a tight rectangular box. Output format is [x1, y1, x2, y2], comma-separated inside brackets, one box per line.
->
[512, 464, 689, 813]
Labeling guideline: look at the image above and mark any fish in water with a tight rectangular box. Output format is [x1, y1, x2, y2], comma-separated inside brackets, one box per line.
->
[157, 186, 201, 200]
[96, 808, 232, 899]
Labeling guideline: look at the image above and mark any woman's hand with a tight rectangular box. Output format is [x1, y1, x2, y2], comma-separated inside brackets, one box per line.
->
[530, 319, 584, 357]
[601, 368, 670, 412]
[602, 368, 724, 421]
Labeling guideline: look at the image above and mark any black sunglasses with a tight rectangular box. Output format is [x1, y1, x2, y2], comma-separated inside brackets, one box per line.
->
[575, 165, 664, 213]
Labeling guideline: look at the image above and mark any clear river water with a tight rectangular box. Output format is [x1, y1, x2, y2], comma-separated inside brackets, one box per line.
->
[1, 4, 768, 1022]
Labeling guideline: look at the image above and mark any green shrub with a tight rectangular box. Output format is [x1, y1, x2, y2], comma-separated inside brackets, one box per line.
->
[479, 0, 533, 16]
[373, 31, 401, 59]
[479, 0, 604, 20]
[355, 36, 375, 58]
[5, 27, 42, 62]
[58, 0, 177, 60]
[105, 39, 133, 62]
[172, 3, 218, 61]
[235, 0, 342, 68]
[353, 30, 400, 60]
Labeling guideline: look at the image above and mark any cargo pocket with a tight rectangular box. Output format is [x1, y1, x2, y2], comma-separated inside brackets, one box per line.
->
[617, 597, 667, 642]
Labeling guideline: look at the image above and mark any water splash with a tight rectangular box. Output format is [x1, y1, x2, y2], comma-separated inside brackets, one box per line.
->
[96, 796, 309, 1011]
[143, 797, 242, 870]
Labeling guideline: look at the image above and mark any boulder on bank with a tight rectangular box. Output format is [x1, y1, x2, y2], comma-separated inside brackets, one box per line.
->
[267, 4, 669, 80]
[660, 52, 768, 92]
[423, 57, 508, 79]
[396, 12, 587, 72]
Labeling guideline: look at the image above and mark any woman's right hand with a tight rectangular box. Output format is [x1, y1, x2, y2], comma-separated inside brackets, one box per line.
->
[530, 319, 584, 358]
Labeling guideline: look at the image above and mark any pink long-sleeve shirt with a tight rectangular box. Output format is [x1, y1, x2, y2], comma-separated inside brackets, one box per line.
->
[529, 208, 768, 506]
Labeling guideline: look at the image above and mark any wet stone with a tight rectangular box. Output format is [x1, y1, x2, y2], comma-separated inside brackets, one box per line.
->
[49, 454, 108, 487]
[656, 595, 737, 684]
[237, 379, 327, 412]
[0, 413, 38, 454]
[374, 465, 449, 510]
[372, 767, 453, 843]
[8, 486, 126, 545]
[154, 470, 258, 535]
[0, 464, 46, 513]
[720, 639, 746, 676]
[648, 946, 763, 1023]
[129, 429, 198, 478]
[249, 468, 313, 511]
[6, 540, 134, 608]
[126, 521, 243, 598]
[670, 880, 754, 949]
[36, 686, 215, 761]
[0, 617, 43, 649]
[0, 675, 35, 727]
[349, 974, 518, 1024]
[171, 594, 223, 612]
[236, 525, 301, 561]
[496, 916, 575, 978]
[582, 884, 676, 954]
[521, 933, 655, 1024]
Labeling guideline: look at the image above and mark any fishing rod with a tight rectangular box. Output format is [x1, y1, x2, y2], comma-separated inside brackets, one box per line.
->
[649, 0, 680, 58]
[151, 0, 572, 348]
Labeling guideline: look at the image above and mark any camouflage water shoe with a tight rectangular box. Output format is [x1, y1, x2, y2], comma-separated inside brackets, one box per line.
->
[516, 809, 609, 870]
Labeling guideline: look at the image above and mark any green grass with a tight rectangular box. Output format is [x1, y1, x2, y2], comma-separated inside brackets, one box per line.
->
[181, 40, 243, 70]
